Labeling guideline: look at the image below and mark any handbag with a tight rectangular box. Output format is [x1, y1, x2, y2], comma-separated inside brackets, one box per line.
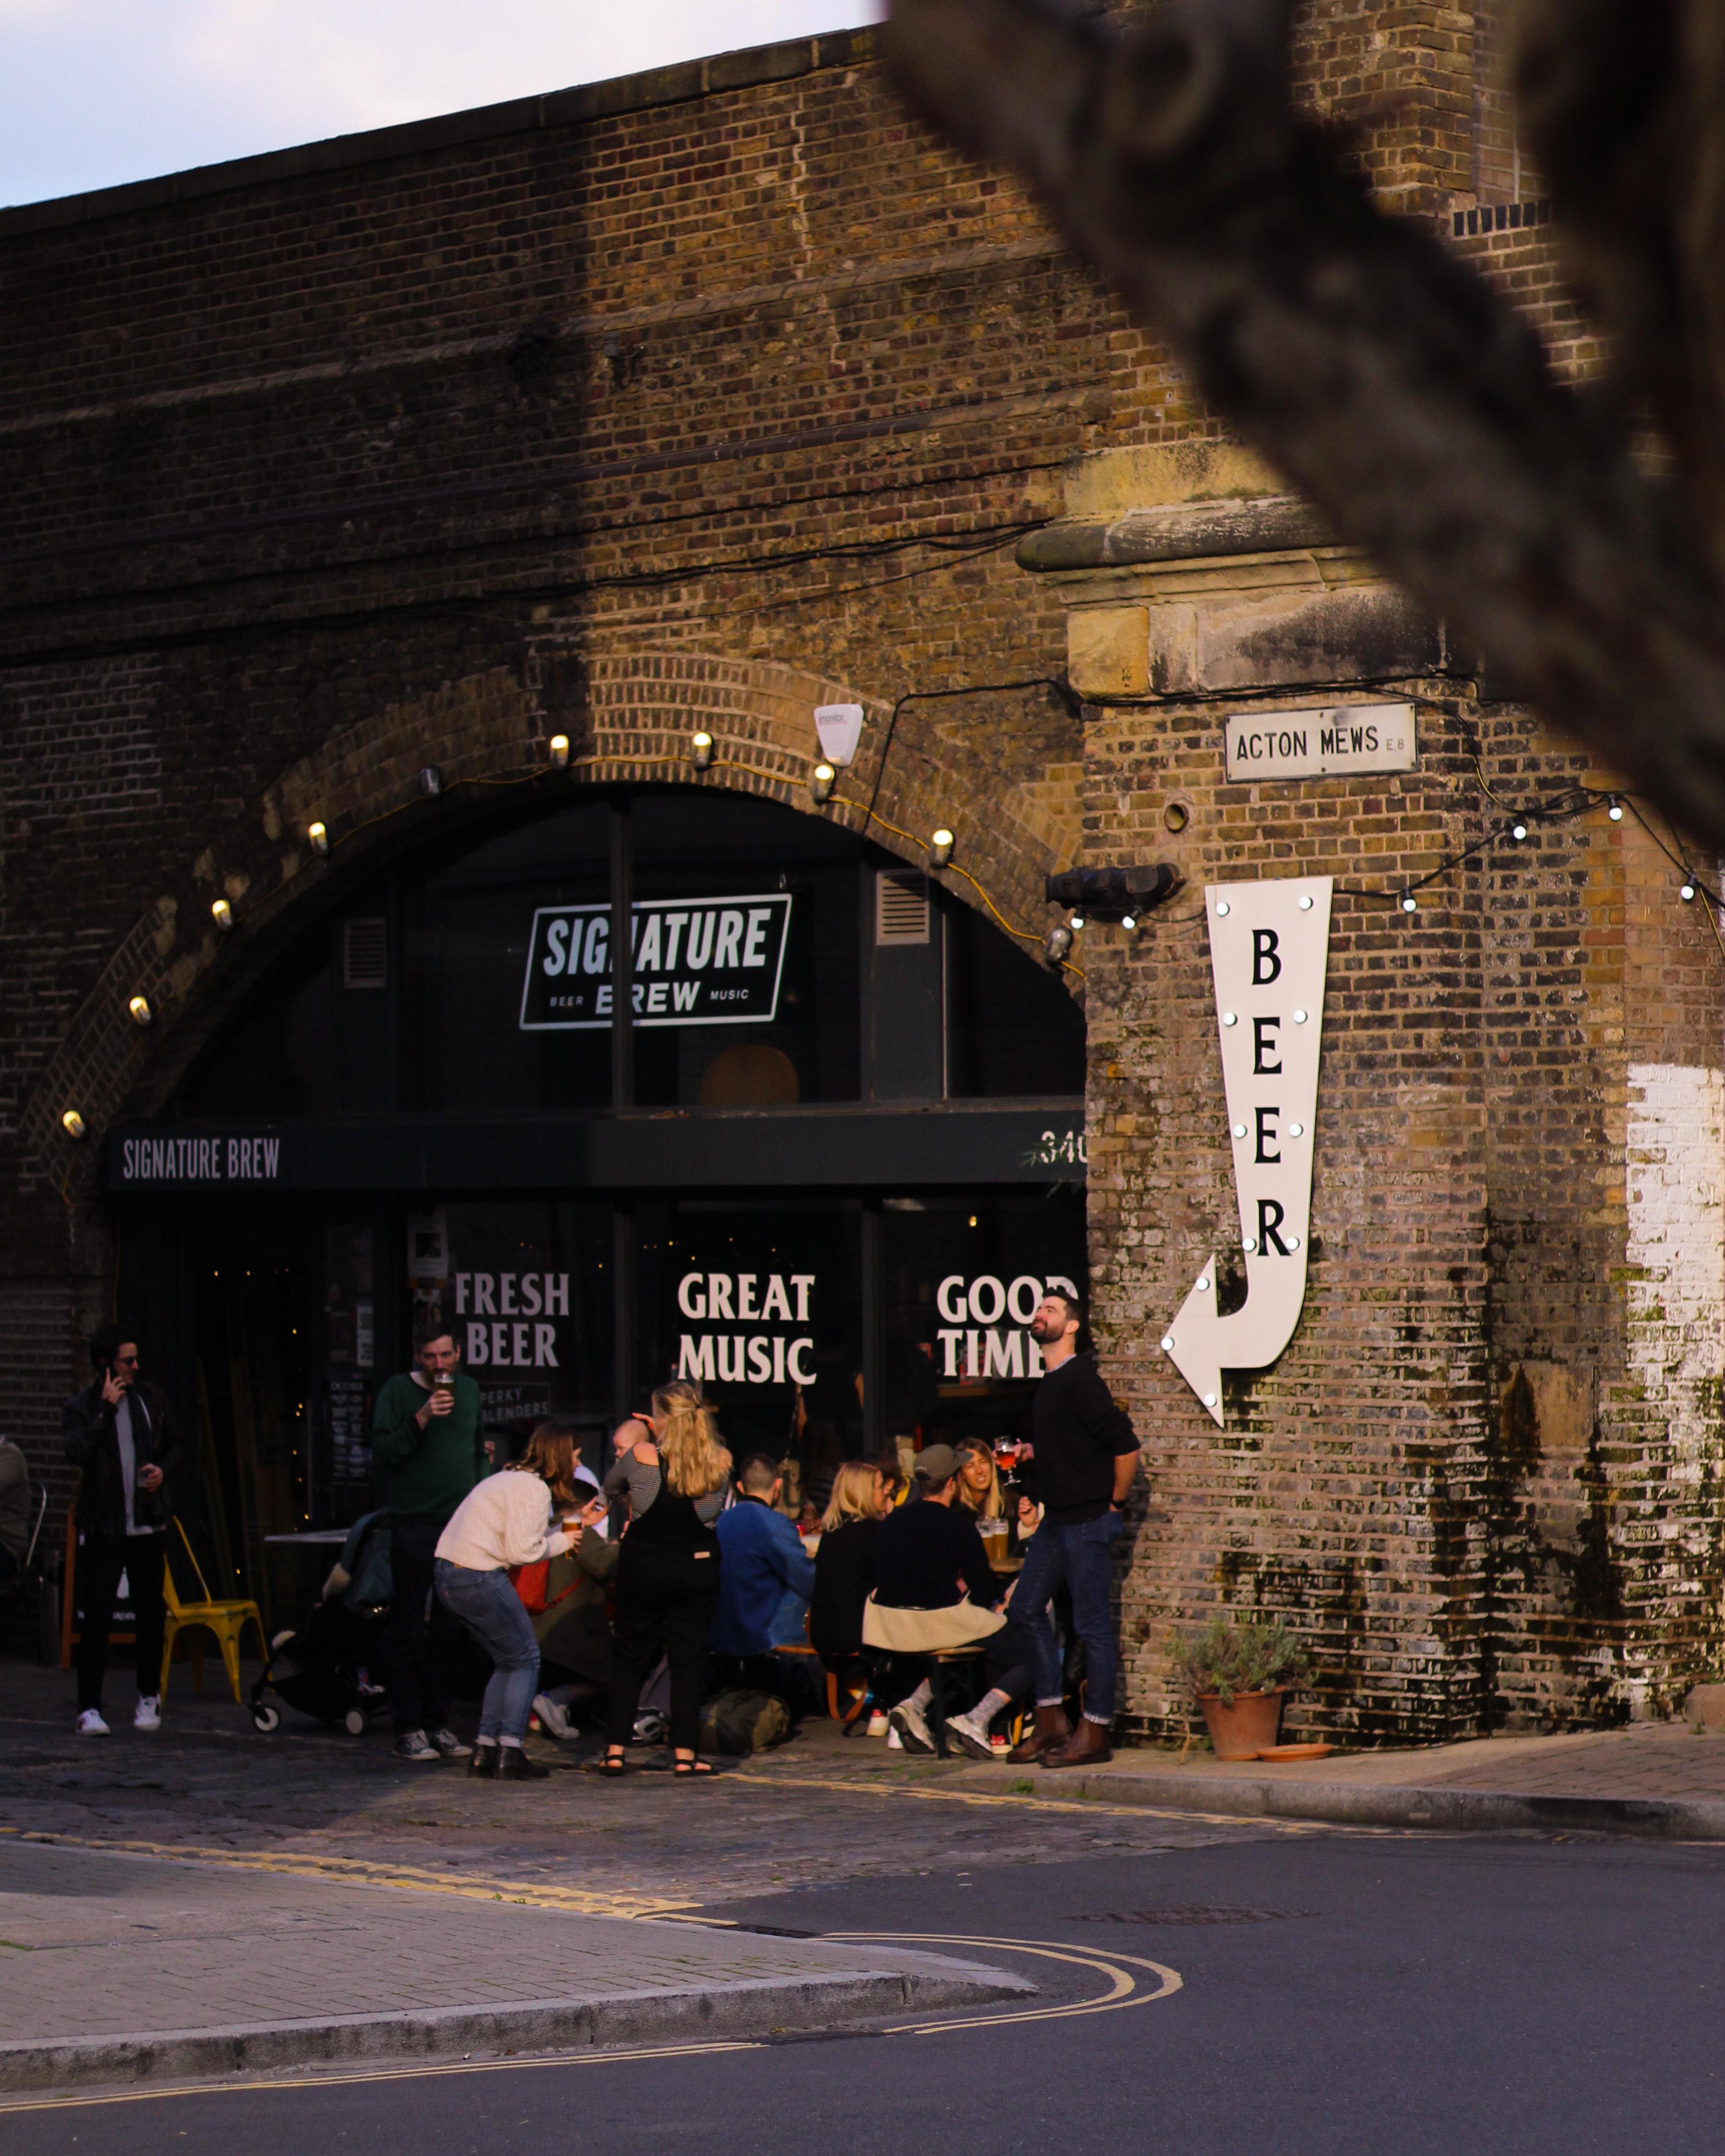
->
[509, 1559, 551, 1613]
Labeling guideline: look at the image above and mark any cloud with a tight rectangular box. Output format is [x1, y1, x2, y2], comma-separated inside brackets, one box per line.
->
[0, 0, 881, 207]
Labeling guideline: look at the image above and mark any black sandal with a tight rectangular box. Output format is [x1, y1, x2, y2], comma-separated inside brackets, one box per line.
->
[596, 1751, 629, 1777]
[673, 1757, 717, 1778]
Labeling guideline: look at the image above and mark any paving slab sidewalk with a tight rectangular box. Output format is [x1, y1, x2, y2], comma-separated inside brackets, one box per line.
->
[928, 1720, 1725, 1839]
[0, 1838, 1029, 2093]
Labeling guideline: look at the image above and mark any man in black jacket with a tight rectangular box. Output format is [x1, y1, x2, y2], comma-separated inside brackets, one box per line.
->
[1010, 1289, 1140, 1770]
[63, 1324, 183, 1736]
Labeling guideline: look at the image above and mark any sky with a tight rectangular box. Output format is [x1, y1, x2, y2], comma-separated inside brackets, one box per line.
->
[0, 0, 881, 208]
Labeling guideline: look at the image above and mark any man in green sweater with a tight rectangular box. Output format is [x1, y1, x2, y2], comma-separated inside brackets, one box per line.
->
[371, 1323, 484, 1763]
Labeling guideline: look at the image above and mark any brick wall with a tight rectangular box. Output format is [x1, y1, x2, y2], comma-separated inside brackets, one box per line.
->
[0, 14, 1717, 1724]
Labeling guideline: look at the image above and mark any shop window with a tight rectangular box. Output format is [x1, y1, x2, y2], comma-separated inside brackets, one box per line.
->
[403, 1201, 615, 1461]
[636, 1198, 864, 1500]
[881, 1191, 1087, 1449]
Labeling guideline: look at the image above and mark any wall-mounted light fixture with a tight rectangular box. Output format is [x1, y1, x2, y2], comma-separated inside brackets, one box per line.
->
[1043, 923, 1073, 964]
[1044, 861, 1180, 924]
[928, 828, 955, 871]
[61, 1108, 86, 1139]
[691, 731, 714, 772]
[809, 761, 836, 805]
[813, 703, 865, 766]
[420, 766, 443, 797]
[211, 897, 234, 931]
[128, 994, 153, 1027]
[307, 821, 329, 855]
[547, 735, 570, 769]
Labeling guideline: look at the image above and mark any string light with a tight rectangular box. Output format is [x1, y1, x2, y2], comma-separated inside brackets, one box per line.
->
[547, 735, 571, 769]
[1511, 821, 1528, 841]
[211, 897, 233, 930]
[809, 761, 836, 805]
[928, 828, 955, 871]
[690, 731, 714, 772]
[1681, 881, 1697, 901]
[61, 1108, 86, 1139]
[1608, 798, 1624, 821]
[307, 821, 329, 855]
[127, 994, 153, 1027]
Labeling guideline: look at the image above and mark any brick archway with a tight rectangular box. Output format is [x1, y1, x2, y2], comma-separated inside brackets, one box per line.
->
[23, 649, 1083, 1192]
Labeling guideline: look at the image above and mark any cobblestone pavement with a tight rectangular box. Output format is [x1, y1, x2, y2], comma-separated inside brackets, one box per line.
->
[0, 1667, 1283, 1918]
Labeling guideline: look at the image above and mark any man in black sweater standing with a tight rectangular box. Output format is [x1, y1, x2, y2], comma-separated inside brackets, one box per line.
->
[1010, 1289, 1140, 1769]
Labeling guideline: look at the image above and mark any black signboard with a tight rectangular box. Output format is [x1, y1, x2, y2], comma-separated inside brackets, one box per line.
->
[520, 893, 792, 1031]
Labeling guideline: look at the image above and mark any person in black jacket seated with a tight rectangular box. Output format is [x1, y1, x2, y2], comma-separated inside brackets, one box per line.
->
[866, 1444, 1006, 1753]
[1010, 1288, 1141, 1770]
[808, 1459, 891, 1673]
[62, 1324, 184, 1737]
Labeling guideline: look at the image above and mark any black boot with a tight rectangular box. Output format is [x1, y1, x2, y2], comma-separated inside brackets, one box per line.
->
[498, 1745, 551, 1780]
[469, 1742, 499, 1777]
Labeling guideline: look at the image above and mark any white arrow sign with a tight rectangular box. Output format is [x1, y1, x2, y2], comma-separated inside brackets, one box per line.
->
[1162, 873, 1333, 1426]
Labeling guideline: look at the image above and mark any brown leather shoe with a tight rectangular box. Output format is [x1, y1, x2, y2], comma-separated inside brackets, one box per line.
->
[1040, 1716, 1113, 1770]
[1007, 1704, 1071, 1764]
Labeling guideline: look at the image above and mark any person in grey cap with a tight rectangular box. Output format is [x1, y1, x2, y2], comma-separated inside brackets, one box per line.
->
[864, 1442, 1005, 1752]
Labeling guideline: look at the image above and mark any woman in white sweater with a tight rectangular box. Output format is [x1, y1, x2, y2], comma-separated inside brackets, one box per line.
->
[433, 1424, 597, 1779]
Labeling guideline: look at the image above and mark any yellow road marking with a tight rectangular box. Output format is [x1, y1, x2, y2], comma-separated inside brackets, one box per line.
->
[728, 1768, 1329, 1833]
[0, 1826, 688, 1920]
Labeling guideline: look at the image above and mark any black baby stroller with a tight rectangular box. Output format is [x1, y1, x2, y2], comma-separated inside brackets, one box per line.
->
[250, 1510, 392, 1735]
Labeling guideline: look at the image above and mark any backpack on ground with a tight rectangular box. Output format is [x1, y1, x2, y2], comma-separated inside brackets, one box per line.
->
[699, 1687, 791, 1755]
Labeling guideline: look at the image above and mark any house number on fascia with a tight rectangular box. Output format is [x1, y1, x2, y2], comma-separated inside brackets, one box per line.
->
[1161, 875, 1332, 1427]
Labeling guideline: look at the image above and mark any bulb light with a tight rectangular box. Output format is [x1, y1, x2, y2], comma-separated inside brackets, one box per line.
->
[547, 735, 570, 769]
[61, 1108, 86, 1139]
[211, 897, 233, 931]
[928, 828, 955, 871]
[128, 994, 153, 1027]
[690, 731, 714, 772]
[307, 821, 329, 855]
[809, 761, 836, 805]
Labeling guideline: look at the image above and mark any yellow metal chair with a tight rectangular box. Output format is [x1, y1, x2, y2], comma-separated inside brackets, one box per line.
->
[161, 1517, 266, 1704]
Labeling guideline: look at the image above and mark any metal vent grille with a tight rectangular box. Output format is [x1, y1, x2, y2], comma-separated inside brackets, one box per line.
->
[876, 870, 930, 947]
[342, 918, 388, 990]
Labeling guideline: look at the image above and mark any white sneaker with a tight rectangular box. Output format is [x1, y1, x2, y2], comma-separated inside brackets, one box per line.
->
[133, 1695, 162, 1732]
[76, 1708, 110, 1736]
[943, 1706, 996, 1761]
[885, 1725, 904, 1750]
[889, 1698, 935, 1754]
[532, 1693, 576, 1741]
[865, 1711, 889, 1738]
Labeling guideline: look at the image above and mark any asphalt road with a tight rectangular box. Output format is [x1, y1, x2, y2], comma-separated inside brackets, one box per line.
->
[7, 1827, 1723, 2155]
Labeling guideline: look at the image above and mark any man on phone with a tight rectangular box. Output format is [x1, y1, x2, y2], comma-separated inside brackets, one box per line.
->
[371, 1323, 484, 1762]
[63, 1324, 182, 1736]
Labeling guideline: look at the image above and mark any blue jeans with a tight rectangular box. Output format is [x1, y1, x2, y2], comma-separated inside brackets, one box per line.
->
[1012, 1511, 1123, 1725]
[433, 1559, 540, 1743]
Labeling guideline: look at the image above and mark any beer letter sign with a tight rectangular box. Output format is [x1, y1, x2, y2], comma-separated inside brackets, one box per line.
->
[1162, 875, 1332, 1426]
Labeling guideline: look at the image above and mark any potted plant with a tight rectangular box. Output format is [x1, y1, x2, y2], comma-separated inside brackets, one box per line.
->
[1170, 1615, 1311, 1759]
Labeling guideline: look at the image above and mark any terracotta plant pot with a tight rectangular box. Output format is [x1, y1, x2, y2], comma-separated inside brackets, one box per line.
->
[1197, 1687, 1285, 1760]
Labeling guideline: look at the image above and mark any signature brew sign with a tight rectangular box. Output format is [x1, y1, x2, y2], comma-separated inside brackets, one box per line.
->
[520, 894, 792, 1030]
[1161, 875, 1333, 1427]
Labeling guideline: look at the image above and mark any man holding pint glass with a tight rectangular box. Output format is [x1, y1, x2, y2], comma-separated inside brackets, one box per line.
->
[372, 1323, 484, 1762]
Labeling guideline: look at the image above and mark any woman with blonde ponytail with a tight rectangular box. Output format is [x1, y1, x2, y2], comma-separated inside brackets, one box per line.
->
[600, 1380, 733, 1778]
